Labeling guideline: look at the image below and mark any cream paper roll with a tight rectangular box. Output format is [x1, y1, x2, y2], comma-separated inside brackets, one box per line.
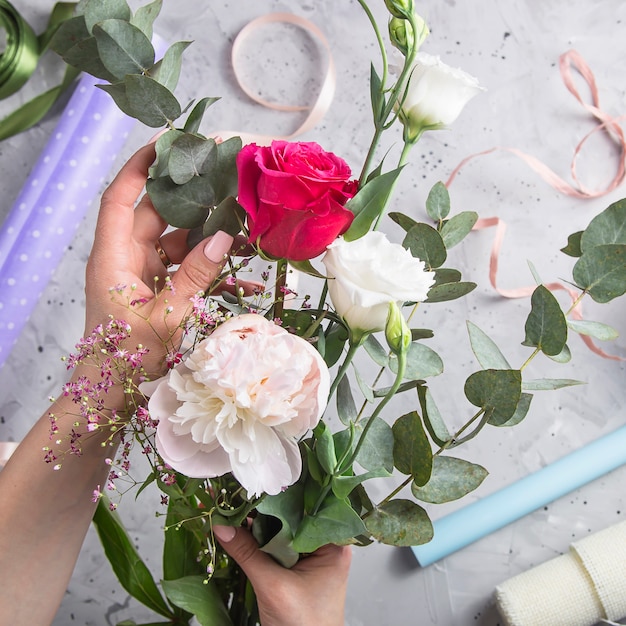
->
[495, 520, 626, 626]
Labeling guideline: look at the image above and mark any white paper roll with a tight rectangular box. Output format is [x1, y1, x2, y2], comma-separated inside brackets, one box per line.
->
[495, 521, 626, 626]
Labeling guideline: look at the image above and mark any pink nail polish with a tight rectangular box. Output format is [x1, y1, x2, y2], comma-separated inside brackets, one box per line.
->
[213, 525, 237, 542]
[204, 231, 234, 263]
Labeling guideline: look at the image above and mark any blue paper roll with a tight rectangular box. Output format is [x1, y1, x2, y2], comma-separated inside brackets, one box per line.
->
[412, 425, 626, 566]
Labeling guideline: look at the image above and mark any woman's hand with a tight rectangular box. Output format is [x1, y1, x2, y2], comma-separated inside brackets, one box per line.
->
[83, 142, 250, 379]
[214, 525, 352, 626]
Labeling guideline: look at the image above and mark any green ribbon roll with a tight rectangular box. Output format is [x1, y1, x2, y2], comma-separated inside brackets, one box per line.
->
[0, 0, 79, 140]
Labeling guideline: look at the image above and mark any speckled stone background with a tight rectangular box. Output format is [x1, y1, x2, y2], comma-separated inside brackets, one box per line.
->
[1, 1, 625, 624]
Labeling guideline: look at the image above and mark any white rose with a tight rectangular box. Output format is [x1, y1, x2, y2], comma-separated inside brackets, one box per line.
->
[322, 231, 435, 336]
[141, 314, 329, 498]
[397, 52, 483, 140]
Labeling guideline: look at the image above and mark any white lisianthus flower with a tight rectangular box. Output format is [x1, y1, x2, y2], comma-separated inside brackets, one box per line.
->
[322, 231, 436, 337]
[397, 52, 483, 140]
[141, 314, 329, 498]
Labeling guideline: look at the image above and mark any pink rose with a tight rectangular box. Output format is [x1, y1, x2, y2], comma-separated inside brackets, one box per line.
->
[140, 314, 330, 497]
[236, 140, 357, 261]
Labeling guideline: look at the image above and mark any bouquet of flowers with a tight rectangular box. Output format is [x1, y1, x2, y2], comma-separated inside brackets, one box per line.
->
[47, 0, 625, 624]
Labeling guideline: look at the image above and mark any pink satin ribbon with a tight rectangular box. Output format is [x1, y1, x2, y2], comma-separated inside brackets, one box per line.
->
[449, 51, 625, 360]
[213, 13, 336, 145]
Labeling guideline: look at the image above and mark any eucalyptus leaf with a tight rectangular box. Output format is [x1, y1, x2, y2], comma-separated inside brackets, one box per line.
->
[314, 422, 337, 474]
[411, 328, 434, 340]
[202, 196, 245, 238]
[183, 96, 220, 134]
[149, 129, 184, 178]
[392, 411, 432, 485]
[417, 385, 451, 447]
[354, 366, 374, 403]
[322, 323, 349, 368]
[466, 320, 511, 369]
[337, 376, 358, 426]
[580, 198, 626, 250]
[61, 35, 119, 82]
[365, 499, 433, 546]
[567, 319, 619, 341]
[146, 175, 213, 228]
[388, 211, 418, 233]
[424, 281, 476, 303]
[343, 167, 403, 240]
[433, 268, 461, 285]
[332, 468, 391, 500]
[125, 74, 182, 127]
[390, 341, 443, 380]
[92, 498, 173, 618]
[403, 222, 447, 269]
[168, 134, 216, 184]
[210, 136, 243, 202]
[464, 369, 522, 426]
[522, 284, 568, 356]
[130, 0, 163, 40]
[546, 342, 572, 363]
[363, 334, 389, 367]
[49, 15, 90, 56]
[151, 41, 191, 92]
[573, 244, 626, 303]
[440, 211, 478, 248]
[255, 485, 304, 568]
[162, 576, 232, 626]
[526, 260, 543, 286]
[411, 456, 488, 504]
[96, 82, 133, 117]
[497, 392, 532, 427]
[292, 495, 366, 553]
[93, 20, 155, 79]
[522, 378, 585, 390]
[561, 230, 583, 257]
[373, 380, 422, 397]
[83, 0, 131, 33]
[354, 417, 394, 473]
[425, 181, 450, 220]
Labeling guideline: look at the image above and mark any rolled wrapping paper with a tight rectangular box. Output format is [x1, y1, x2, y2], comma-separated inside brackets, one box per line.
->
[495, 520, 626, 626]
[0, 72, 135, 367]
[412, 425, 626, 566]
[0, 35, 168, 369]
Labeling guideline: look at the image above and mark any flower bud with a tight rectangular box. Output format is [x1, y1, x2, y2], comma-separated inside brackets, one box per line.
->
[385, 301, 411, 356]
[385, 0, 414, 19]
[389, 17, 414, 56]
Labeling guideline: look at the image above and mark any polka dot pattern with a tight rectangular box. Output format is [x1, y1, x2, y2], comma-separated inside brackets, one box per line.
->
[0, 73, 135, 365]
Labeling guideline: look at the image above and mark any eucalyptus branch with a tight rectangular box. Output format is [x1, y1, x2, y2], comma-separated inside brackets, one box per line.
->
[328, 341, 360, 400]
[341, 348, 407, 472]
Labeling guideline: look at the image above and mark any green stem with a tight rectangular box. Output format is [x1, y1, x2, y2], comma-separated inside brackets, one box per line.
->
[342, 349, 407, 472]
[273, 258, 288, 320]
[328, 341, 360, 401]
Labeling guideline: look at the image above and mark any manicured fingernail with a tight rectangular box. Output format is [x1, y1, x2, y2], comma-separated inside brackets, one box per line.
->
[213, 525, 236, 542]
[204, 231, 234, 263]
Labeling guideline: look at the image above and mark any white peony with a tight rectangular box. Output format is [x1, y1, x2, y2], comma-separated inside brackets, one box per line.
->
[141, 314, 329, 497]
[322, 231, 435, 336]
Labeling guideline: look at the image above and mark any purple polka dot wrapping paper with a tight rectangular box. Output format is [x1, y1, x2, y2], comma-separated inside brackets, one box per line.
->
[0, 72, 135, 368]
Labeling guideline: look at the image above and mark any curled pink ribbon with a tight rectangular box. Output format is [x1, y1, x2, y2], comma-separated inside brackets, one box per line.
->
[449, 51, 625, 360]
[213, 13, 336, 145]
